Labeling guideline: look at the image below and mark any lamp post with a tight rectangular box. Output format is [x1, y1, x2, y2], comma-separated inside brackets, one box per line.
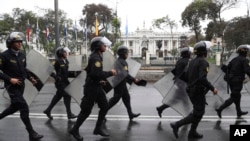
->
[54, 0, 59, 49]
[179, 34, 187, 48]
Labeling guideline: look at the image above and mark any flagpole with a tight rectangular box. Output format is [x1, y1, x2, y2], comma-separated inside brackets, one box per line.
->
[85, 12, 88, 63]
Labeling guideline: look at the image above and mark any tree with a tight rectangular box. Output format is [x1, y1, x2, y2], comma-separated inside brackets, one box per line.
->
[81, 4, 114, 39]
[0, 7, 72, 54]
[181, 1, 210, 42]
[152, 15, 177, 50]
[224, 17, 250, 50]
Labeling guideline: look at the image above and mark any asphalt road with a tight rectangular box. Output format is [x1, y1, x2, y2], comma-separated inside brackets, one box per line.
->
[0, 82, 250, 141]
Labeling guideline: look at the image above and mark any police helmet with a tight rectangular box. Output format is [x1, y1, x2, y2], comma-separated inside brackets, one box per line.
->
[90, 36, 112, 52]
[6, 32, 25, 48]
[117, 45, 129, 56]
[236, 44, 250, 56]
[180, 47, 193, 57]
[56, 47, 66, 58]
[193, 41, 211, 56]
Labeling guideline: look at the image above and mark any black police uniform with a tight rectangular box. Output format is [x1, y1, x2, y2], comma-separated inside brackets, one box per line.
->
[0, 49, 43, 140]
[69, 51, 113, 140]
[216, 54, 250, 118]
[44, 57, 76, 119]
[171, 55, 214, 139]
[156, 56, 190, 117]
[108, 57, 140, 120]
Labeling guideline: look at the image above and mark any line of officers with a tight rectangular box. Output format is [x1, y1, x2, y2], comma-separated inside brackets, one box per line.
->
[0, 31, 250, 141]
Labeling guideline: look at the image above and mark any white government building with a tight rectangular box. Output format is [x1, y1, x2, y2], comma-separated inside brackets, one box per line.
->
[119, 24, 194, 59]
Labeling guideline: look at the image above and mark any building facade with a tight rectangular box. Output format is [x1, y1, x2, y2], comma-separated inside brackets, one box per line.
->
[120, 26, 194, 59]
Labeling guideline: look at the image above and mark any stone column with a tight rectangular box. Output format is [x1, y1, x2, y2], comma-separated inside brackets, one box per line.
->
[216, 52, 221, 66]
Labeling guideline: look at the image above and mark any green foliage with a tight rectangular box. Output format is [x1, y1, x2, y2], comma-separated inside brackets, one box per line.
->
[111, 42, 123, 56]
[224, 17, 250, 50]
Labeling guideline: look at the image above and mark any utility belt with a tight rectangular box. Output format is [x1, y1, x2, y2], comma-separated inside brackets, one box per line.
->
[187, 85, 206, 94]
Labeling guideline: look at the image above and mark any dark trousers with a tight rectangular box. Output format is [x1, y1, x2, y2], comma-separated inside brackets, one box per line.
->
[108, 86, 134, 116]
[175, 87, 205, 132]
[45, 82, 72, 116]
[73, 85, 108, 130]
[218, 80, 243, 114]
[0, 85, 34, 133]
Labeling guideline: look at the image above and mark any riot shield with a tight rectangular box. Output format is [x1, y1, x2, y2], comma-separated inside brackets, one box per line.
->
[127, 58, 141, 77]
[206, 64, 225, 109]
[64, 71, 86, 105]
[102, 50, 116, 95]
[26, 50, 54, 84]
[67, 55, 82, 78]
[103, 50, 116, 71]
[162, 78, 192, 117]
[67, 55, 82, 71]
[3, 49, 53, 105]
[153, 72, 175, 98]
[107, 59, 128, 88]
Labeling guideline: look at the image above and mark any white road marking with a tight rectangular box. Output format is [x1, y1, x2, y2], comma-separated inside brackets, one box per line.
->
[6, 113, 250, 121]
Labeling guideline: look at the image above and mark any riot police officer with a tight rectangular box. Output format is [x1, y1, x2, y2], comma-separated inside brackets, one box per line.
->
[107, 45, 141, 120]
[156, 47, 193, 118]
[43, 47, 77, 120]
[170, 41, 218, 139]
[69, 37, 116, 141]
[0, 32, 43, 140]
[216, 44, 250, 118]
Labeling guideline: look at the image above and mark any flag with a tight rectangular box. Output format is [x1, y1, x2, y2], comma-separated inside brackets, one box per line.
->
[26, 19, 31, 42]
[125, 17, 128, 37]
[83, 20, 87, 41]
[95, 16, 99, 36]
[45, 19, 50, 40]
[64, 23, 67, 39]
[74, 19, 77, 40]
[36, 18, 40, 39]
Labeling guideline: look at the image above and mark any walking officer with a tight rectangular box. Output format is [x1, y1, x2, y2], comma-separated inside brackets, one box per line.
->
[69, 36, 116, 141]
[156, 47, 193, 118]
[43, 47, 77, 120]
[170, 41, 218, 139]
[107, 45, 142, 121]
[0, 32, 43, 140]
[216, 44, 250, 118]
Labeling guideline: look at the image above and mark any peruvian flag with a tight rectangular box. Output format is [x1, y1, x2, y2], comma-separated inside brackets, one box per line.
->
[26, 19, 31, 42]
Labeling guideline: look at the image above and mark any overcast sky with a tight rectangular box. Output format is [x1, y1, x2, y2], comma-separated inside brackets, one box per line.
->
[0, 0, 249, 33]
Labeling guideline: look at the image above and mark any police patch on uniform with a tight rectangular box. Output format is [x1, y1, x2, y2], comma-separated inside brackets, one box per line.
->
[124, 66, 128, 70]
[206, 67, 209, 73]
[95, 61, 101, 67]
[10, 59, 17, 63]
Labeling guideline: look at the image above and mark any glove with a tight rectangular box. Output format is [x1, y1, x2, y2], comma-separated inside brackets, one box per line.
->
[135, 79, 147, 86]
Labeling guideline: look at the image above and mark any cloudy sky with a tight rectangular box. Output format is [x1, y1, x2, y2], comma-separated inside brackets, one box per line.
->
[0, 0, 249, 32]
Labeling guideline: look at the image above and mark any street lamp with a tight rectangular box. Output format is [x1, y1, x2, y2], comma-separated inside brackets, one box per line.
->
[179, 34, 187, 48]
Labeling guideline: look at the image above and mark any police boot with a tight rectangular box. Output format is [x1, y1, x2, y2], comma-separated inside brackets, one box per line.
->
[43, 110, 53, 120]
[93, 116, 109, 137]
[129, 113, 141, 121]
[170, 113, 195, 139]
[69, 127, 83, 141]
[188, 131, 203, 139]
[28, 130, 44, 140]
[93, 127, 109, 137]
[170, 122, 179, 139]
[235, 97, 248, 117]
[156, 104, 169, 118]
[68, 113, 77, 119]
[216, 98, 234, 118]
[237, 111, 248, 117]
[188, 122, 203, 139]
